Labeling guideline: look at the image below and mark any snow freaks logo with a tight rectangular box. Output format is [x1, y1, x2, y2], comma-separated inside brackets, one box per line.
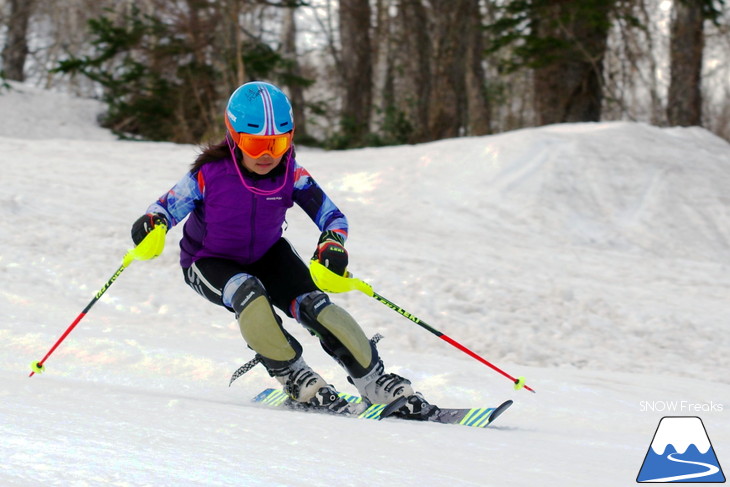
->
[637, 416, 726, 483]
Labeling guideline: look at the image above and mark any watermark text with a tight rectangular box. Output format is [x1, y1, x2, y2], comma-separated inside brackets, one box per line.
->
[639, 400, 724, 413]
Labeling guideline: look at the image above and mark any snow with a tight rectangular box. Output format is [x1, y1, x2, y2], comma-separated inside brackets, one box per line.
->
[1, 80, 729, 486]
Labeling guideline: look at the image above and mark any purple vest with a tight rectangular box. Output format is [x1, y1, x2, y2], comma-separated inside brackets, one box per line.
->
[180, 157, 295, 267]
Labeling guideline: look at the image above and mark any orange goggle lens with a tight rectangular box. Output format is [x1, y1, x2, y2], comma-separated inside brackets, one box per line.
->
[232, 132, 292, 158]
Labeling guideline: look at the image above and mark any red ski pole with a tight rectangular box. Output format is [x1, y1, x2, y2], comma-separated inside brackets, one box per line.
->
[29, 262, 128, 376]
[29, 224, 167, 377]
[310, 261, 536, 393]
[367, 290, 535, 393]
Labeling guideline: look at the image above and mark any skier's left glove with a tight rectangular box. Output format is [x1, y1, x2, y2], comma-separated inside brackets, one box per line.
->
[314, 230, 348, 276]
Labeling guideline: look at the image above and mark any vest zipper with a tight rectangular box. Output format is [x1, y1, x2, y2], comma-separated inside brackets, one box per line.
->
[249, 192, 257, 260]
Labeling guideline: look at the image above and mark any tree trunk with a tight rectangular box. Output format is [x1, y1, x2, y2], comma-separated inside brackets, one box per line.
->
[667, 0, 704, 126]
[371, 0, 392, 134]
[394, 0, 431, 143]
[464, 0, 491, 135]
[427, 0, 469, 140]
[532, 0, 615, 125]
[281, 5, 308, 138]
[338, 0, 372, 145]
[2, 0, 34, 81]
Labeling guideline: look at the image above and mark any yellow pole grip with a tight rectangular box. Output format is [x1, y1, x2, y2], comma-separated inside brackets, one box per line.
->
[123, 223, 167, 268]
[309, 260, 375, 296]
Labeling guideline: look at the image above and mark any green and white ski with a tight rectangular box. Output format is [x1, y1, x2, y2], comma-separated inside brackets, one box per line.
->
[252, 388, 512, 428]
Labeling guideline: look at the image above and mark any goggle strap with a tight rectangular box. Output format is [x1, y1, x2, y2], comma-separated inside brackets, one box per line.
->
[226, 136, 291, 197]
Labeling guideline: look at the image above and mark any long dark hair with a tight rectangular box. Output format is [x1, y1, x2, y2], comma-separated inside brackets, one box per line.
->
[191, 138, 293, 179]
[191, 139, 232, 172]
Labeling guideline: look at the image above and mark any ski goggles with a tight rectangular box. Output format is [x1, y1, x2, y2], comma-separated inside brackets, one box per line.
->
[226, 126, 293, 159]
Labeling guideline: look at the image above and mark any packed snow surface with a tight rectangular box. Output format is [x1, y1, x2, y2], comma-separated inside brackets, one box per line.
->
[1, 81, 729, 486]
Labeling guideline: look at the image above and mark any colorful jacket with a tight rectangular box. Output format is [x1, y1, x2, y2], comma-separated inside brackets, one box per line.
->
[147, 150, 348, 267]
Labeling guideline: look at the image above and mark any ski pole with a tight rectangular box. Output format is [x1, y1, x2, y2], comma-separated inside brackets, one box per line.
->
[29, 224, 167, 377]
[310, 260, 535, 393]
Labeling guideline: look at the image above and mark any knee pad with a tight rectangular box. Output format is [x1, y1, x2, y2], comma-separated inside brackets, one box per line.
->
[229, 276, 300, 365]
[297, 291, 375, 376]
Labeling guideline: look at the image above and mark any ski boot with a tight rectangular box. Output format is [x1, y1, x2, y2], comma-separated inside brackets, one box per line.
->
[267, 357, 366, 415]
[267, 356, 326, 403]
[349, 359, 415, 405]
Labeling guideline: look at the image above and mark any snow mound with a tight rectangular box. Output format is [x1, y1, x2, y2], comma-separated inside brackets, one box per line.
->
[0, 81, 114, 141]
[325, 121, 730, 261]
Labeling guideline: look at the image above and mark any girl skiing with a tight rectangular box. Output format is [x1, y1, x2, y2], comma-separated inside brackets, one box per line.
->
[131, 81, 423, 413]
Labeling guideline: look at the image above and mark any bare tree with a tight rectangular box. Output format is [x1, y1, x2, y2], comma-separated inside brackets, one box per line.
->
[2, 0, 34, 80]
[667, 0, 705, 126]
[464, 0, 491, 135]
[392, 0, 431, 142]
[370, 0, 393, 135]
[602, 0, 666, 125]
[281, 4, 308, 138]
[338, 0, 372, 145]
[427, 0, 469, 139]
[702, 2, 730, 140]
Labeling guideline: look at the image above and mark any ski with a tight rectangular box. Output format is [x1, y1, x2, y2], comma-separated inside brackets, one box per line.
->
[252, 388, 512, 428]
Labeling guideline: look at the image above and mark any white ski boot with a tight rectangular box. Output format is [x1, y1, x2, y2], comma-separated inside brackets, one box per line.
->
[268, 358, 365, 414]
[269, 357, 326, 403]
[349, 360, 415, 405]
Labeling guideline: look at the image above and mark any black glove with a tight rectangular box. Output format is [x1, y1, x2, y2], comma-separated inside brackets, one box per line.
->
[314, 230, 348, 276]
[131, 213, 168, 245]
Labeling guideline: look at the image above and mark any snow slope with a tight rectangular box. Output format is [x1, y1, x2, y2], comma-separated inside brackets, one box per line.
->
[1, 82, 729, 486]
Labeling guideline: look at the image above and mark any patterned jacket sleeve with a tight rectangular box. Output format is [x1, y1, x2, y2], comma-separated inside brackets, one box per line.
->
[146, 169, 205, 227]
[292, 161, 348, 240]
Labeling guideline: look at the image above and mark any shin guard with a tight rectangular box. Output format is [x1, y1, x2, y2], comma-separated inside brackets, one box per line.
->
[296, 291, 377, 378]
[231, 276, 301, 368]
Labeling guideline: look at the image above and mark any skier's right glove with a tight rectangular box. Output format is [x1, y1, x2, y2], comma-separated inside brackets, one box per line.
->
[131, 213, 169, 246]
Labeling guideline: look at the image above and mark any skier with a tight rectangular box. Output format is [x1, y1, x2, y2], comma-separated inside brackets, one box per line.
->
[130, 81, 428, 415]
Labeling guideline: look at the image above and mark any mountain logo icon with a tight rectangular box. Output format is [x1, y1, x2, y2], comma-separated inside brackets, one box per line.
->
[637, 416, 725, 483]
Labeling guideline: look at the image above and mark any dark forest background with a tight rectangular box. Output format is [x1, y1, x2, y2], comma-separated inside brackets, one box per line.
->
[1, 0, 728, 146]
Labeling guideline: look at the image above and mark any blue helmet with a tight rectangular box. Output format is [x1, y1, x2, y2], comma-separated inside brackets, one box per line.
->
[225, 81, 294, 137]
